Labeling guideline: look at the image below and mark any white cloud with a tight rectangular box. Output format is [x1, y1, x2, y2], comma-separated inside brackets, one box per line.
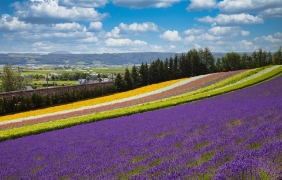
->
[12, 0, 108, 23]
[105, 27, 121, 38]
[52, 22, 85, 31]
[187, 0, 216, 11]
[88, 22, 103, 31]
[241, 30, 250, 36]
[184, 35, 196, 43]
[184, 33, 220, 43]
[237, 40, 254, 50]
[150, 45, 163, 52]
[208, 26, 240, 36]
[196, 13, 264, 25]
[170, 45, 176, 49]
[184, 26, 249, 41]
[0, 14, 32, 32]
[194, 43, 202, 49]
[184, 28, 205, 35]
[217, 0, 282, 14]
[160, 30, 182, 41]
[3, 30, 98, 45]
[112, 0, 181, 8]
[199, 33, 221, 41]
[119, 22, 158, 32]
[254, 34, 282, 43]
[258, 7, 282, 18]
[79, 36, 99, 43]
[105, 38, 147, 46]
[59, 0, 109, 8]
[274, 32, 282, 38]
[32, 41, 54, 51]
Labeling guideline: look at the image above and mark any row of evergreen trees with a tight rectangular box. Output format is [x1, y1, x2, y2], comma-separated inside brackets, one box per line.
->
[0, 85, 116, 115]
[115, 47, 282, 91]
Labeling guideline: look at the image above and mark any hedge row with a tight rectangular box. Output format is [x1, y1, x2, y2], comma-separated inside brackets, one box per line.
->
[0, 85, 117, 115]
[0, 66, 281, 142]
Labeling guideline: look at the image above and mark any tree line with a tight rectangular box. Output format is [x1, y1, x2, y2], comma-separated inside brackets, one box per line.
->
[115, 46, 282, 91]
[0, 85, 116, 115]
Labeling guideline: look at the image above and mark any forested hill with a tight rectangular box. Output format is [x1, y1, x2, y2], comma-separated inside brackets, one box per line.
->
[0, 52, 229, 65]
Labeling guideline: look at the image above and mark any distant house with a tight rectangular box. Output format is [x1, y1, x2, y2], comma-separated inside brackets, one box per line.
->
[77, 79, 88, 84]
[101, 78, 110, 82]
[25, 86, 33, 90]
[50, 72, 60, 76]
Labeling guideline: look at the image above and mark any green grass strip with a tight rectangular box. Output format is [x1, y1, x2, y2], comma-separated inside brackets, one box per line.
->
[0, 66, 281, 142]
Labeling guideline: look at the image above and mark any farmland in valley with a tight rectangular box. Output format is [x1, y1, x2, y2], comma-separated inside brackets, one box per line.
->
[0, 65, 281, 179]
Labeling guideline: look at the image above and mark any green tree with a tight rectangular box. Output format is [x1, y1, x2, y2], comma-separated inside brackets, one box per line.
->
[215, 58, 222, 72]
[252, 50, 258, 68]
[172, 55, 179, 79]
[179, 52, 191, 77]
[272, 46, 282, 65]
[130, 65, 140, 88]
[139, 63, 149, 86]
[224, 52, 241, 70]
[188, 49, 201, 76]
[163, 58, 169, 81]
[168, 57, 174, 80]
[148, 61, 158, 84]
[240, 53, 248, 69]
[266, 51, 272, 65]
[114, 73, 125, 92]
[123, 67, 133, 90]
[1, 63, 28, 92]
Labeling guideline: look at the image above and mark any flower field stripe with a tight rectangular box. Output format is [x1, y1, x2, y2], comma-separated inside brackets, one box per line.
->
[0, 73, 282, 179]
[0, 71, 242, 129]
[211, 65, 281, 92]
[0, 78, 185, 122]
[0, 66, 281, 141]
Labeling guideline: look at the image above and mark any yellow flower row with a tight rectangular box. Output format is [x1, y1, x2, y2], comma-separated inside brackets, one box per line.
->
[0, 78, 186, 122]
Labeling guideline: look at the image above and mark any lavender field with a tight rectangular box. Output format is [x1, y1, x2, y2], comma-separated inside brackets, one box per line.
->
[1, 76, 282, 179]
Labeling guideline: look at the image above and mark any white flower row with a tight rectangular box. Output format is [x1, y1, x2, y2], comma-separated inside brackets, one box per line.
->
[211, 65, 281, 92]
[0, 74, 212, 125]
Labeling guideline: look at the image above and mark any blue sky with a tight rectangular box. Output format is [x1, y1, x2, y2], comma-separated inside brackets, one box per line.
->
[0, 0, 281, 53]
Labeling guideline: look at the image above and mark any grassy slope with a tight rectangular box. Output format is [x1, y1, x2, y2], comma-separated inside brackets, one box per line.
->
[0, 66, 281, 142]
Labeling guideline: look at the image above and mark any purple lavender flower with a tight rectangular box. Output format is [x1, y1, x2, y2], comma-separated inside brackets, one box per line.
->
[0, 76, 282, 179]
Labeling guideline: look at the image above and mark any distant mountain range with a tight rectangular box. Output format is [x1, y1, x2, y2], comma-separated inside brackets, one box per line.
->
[0, 52, 237, 66]
[49, 51, 72, 54]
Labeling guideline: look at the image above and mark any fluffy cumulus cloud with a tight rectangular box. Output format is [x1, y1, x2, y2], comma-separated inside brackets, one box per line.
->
[160, 30, 182, 41]
[88, 22, 103, 31]
[59, 0, 109, 8]
[196, 13, 264, 25]
[235, 40, 255, 51]
[119, 22, 158, 32]
[105, 38, 147, 46]
[258, 7, 282, 18]
[241, 30, 250, 36]
[12, 0, 108, 23]
[183, 26, 256, 52]
[4, 31, 98, 43]
[52, 22, 85, 32]
[208, 26, 250, 37]
[184, 28, 205, 35]
[254, 32, 282, 44]
[187, 0, 216, 11]
[112, 0, 181, 8]
[216, 0, 282, 14]
[0, 14, 32, 32]
[105, 27, 121, 38]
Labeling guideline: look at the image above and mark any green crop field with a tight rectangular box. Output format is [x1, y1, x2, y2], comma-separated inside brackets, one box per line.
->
[20, 66, 128, 75]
